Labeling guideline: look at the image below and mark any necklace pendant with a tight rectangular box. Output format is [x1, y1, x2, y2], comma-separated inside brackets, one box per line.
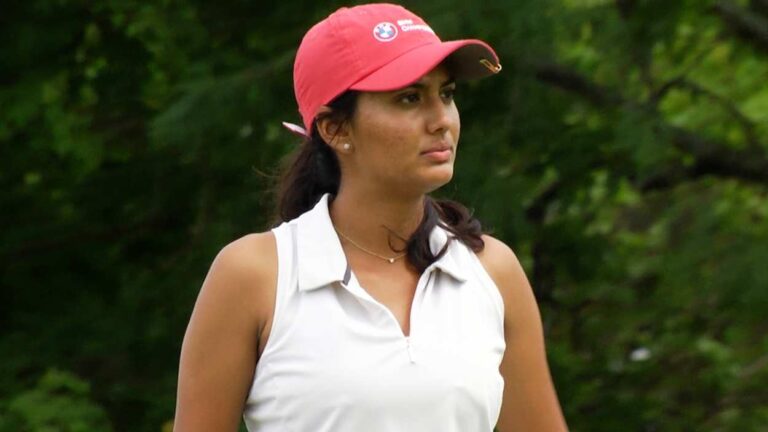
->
[388, 258, 395, 264]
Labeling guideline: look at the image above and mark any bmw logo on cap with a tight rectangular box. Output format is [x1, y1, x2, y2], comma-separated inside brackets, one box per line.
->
[373, 22, 398, 42]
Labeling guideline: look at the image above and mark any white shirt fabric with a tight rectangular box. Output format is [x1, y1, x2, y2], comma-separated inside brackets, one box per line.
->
[243, 194, 506, 432]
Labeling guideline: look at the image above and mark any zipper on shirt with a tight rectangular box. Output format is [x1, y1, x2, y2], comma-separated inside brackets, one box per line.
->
[405, 337, 415, 364]
[341, 266, 436, 365]
[403, 270, 435, 365]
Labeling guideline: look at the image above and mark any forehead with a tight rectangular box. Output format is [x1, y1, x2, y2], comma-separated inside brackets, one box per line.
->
[367, 64, 454, 97]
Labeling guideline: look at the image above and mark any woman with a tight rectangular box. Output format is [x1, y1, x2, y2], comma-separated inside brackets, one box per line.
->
[174, 3, 568, 431]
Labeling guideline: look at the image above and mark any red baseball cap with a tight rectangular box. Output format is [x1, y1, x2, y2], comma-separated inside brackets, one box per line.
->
[283, 3, 502, 136]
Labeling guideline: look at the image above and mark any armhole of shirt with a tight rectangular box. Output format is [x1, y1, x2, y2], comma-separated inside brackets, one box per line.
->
[256, 222, 297, 366]
[467, 247, 506, 332]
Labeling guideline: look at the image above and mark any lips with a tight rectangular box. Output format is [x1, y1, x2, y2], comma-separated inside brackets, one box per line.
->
[420, 144, 452, 155]
[420, 144, 453, 163]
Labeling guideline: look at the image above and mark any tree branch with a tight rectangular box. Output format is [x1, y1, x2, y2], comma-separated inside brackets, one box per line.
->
[524, 179, 562, 222]
[534, 62, 624, 107]
[533, 61, 768, 189]
[740, 352, 768, 378]
[654, 77, 759, 146]
[523, 180, 562, 307]
[615, 0, 636, 20]
[712, 0, 768, 53]
[751, 0, 768, 19]
[671, 127, 768, 182]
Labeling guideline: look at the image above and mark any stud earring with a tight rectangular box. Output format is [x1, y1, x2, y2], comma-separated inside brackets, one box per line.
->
[342, 143, 351, 151]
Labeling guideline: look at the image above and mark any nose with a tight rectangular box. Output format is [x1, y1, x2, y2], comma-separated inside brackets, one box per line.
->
[426, 97, 457, 135]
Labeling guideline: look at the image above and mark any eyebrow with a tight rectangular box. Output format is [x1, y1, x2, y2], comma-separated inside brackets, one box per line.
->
[404, 77, 456, 90]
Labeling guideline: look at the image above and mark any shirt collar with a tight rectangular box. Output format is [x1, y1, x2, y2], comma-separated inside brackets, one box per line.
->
[427, 224, 469, 282]
[296, 194, 349, 291]
[296, 193, 468, 291]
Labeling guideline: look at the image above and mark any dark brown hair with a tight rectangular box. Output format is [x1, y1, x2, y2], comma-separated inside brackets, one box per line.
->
[274, 90, 484, 272]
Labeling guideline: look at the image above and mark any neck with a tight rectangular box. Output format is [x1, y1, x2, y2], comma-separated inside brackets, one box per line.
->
[329, 183, 426, 256]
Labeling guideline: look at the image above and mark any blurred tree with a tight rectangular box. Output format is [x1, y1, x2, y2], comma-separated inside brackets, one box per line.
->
[1, 0, 766, 431]
[0, 369, 112, 432]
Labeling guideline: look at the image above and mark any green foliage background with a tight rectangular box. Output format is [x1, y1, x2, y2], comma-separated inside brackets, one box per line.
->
[2, 0, 767, 430]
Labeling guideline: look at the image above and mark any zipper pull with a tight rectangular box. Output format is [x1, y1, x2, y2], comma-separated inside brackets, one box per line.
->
[405, 337, 416, 364]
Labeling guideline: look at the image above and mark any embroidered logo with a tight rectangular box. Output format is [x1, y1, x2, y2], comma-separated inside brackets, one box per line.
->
[373, 22, 398, 42]
[396, 19, 435, 34]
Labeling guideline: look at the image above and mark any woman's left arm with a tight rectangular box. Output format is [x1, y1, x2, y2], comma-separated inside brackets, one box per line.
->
[478, 235, 569, 432]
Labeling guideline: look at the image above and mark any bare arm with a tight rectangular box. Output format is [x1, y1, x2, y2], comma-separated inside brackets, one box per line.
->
[478, 235, 568, 432]
[173, 232, 277, 432]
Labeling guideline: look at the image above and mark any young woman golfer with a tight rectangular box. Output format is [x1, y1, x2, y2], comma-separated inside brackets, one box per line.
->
[174, 3, 568, 431]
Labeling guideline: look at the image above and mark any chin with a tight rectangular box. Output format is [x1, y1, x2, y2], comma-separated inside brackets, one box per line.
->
[421, 167, 454, 193]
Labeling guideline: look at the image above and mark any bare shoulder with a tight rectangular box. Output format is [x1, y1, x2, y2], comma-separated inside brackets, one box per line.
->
[212, 231, 277, 282]
[187, 231, 278, 338]
[476, 235, 530, 300]
[203, 231, 278, 316]
[476, 234, 520, 278]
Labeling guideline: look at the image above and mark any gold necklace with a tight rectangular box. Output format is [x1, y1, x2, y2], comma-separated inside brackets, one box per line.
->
[335, 229, 406, 264]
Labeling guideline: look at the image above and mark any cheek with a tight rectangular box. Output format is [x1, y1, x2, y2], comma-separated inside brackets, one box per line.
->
[358, 117, 412, 163]
[375, 129, 412, 171]
[451, 106, 461, 142]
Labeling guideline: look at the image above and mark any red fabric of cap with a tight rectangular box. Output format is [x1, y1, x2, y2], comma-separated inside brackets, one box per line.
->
[291, 3, 501, 133]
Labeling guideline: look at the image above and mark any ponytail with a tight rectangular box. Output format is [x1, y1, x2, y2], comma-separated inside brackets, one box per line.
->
[275, 127, 341, 222]
[274, 90, 358, 222]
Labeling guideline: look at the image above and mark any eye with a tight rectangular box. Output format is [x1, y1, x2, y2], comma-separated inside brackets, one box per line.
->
[398, 92, 421, 104]
[440, 86, 456, 102]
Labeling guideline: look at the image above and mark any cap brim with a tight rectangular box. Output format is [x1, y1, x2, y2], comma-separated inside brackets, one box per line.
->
[349, 39, 501, 92]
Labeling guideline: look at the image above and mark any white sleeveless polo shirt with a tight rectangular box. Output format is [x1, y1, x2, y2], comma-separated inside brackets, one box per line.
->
[243, 194, 506, 431]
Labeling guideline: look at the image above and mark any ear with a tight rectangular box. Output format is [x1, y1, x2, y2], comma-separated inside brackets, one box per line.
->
[315, 106, 352, 152]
